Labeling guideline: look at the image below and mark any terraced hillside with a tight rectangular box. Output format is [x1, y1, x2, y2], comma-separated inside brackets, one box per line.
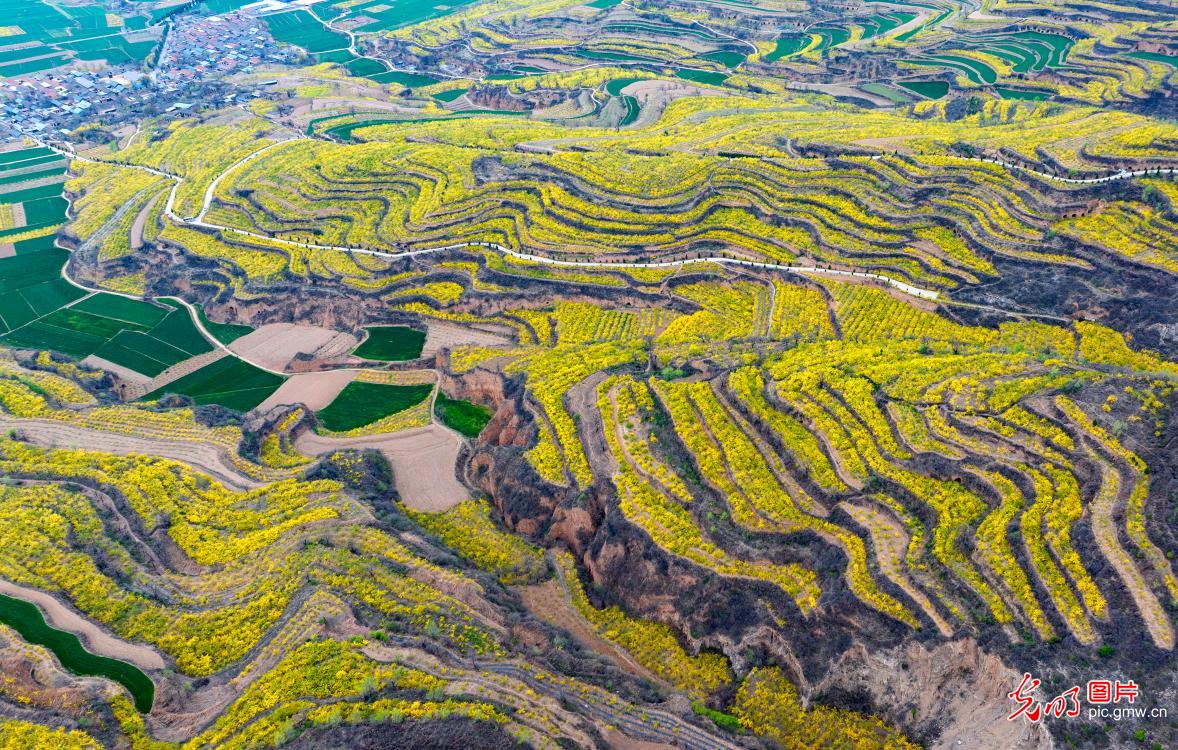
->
[0, 0, 1175, 748]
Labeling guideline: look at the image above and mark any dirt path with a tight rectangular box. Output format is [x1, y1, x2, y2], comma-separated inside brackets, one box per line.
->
[129, 192, 161, 251]
[0, 416, 261, 491]
[0, 578, 165, 670]
[295, 423, 467, 511]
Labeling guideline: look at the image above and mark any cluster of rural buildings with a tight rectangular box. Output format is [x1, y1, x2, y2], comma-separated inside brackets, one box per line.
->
[0, 9, 294, 139]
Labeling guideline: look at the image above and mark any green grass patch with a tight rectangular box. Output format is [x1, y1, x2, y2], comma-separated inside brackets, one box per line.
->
[2, 319, 107, 358]
[38, 307, 151, 339]
[766, 35, 807, 63]
[692, 701, 742, 733]
[859, 82, 913, 103]
[0, 166, 67, 186]
[618, 95, 639, 126]
[345, 57, 386, 77]
[604, 77, 641, 96]
[983, 43, 1036, 73]
[1128, 51, 1176, 67]
[811, 26, 850, 49]
[698, 49, 745, 69]
[432, 87, 468, 102]
[20, 196, 68, 226]
[144, 356, 284, 412]
[0, 148, 55, 166]
[0, 293, 39, 333]
[896, 9, 950, 43]
[898, 79, 949, 99]
[0, 248, 70, 294]
[995, 86, 1049, 101]
[435, 392, 492, 437]
[910, 55, 995, 84]
[0, 182, 68, 203]
[0, 55, 70, 78]
[0, 155, 62, 175]
[317, 381, 432, 432]
[12, 235, 59, 254]
[0, 594, 153, 712]
[92, 331, 191, 377]
[675, 69, 728, 86]
[19, 278, 85, 317]
[370, 70, 439, 87]
[264, 10, 348, 53]
[1009, 31, 1071, 67]
[148, 306, 215, 357]
[314, 49, 354, 63]
[352, 325, 425, 361]
[69, 294, 169, 328]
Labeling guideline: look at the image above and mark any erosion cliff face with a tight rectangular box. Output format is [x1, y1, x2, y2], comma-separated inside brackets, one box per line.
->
[816, 639, 1054, 750]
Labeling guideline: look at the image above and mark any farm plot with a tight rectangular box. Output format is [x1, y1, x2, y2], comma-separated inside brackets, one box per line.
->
[905, 55, 997, 84]
[0, 151, 68, 244]
[6, 294, 214, 376]
[434, 392, 492, 438]
[898, 80, 949, 99]
[0, 152, 220, 374]
[230, 323, 357, 371]
[144, 355, 285, 412]
[0, 593, 155, 712]
[371, 70, 439, 87]
[766, 12, 916, 63]
[316, 381, 433, 432]
[0, 0, 161, 79]
[352, 325, 426, 361]
[319, 0, 478, 33]
[251, 369, 356, 414]
[0, 153, 87, 340]
[263, 10, 349, 53]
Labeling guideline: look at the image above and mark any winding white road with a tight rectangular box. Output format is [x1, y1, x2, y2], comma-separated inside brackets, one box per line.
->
[37, 132, 1177, 309]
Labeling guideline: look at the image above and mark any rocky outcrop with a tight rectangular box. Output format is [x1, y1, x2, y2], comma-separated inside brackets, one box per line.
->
[816, 638, 1054, 750]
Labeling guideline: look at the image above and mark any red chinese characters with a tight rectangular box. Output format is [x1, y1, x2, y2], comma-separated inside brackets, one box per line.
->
[1010, 674, 1139, 722]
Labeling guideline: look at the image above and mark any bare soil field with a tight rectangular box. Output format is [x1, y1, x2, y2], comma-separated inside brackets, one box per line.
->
[295, 423, 467, 511]
[0, 578, 165, 670]
[421, 321, 512, 356]
[228, 324, 358, 372]
[251, 369, 356, 414]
